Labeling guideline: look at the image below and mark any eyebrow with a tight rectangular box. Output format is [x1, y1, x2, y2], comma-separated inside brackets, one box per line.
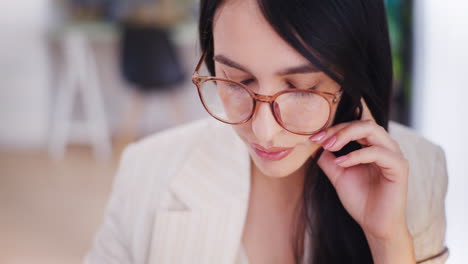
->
[213, 54, 321, 76]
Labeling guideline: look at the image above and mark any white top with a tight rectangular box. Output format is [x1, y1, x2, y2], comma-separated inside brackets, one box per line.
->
[84, 117, 449, 264]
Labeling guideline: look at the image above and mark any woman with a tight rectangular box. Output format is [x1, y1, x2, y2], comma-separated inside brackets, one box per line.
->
[85, 0, 449, 263]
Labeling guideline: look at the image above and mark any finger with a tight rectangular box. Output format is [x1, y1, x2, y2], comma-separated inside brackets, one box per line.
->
[321, 120, 401, 153]
[309, 122, 351, 144]
[334, 146, 409, 182]
[310, 97, 373, 144]
[317, 150, 345, 184]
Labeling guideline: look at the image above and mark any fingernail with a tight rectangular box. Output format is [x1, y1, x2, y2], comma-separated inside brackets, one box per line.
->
[324, 136, 337, 149]
[310, 131, 327, 142]
[334, 155, 348, 164]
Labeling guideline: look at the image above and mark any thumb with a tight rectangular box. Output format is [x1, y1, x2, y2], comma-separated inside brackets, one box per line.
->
[317, 150, 345, 186]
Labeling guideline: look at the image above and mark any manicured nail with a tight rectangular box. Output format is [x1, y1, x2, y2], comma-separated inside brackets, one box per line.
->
[310, 131, 326, 142]
[334, 155, 349, 164]
[324, 136, 337, 149]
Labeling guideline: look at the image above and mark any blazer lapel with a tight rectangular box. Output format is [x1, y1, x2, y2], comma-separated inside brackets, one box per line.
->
[148, 121, 251, 264]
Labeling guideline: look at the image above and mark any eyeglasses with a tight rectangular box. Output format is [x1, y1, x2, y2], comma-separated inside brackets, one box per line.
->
[192, 51, 343, 135]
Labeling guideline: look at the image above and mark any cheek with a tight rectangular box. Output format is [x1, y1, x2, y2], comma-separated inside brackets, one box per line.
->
[293, 135, 321, 158]
[232, 123, 250, 139]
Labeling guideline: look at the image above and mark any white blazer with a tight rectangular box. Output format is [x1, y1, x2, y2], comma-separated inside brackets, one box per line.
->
[84, 117, 449, 264]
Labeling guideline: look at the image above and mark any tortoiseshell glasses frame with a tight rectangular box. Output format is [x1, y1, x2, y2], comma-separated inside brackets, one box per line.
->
[191, 51, 344, 135]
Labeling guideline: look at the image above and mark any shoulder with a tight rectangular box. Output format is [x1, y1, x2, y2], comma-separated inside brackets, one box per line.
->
[89, 118, 226, 262]
[388, 121, 448, 217]
[116, 117, 234, 200]
[388, 121, 449, 262]
[388, 121, 447, 200]
[85, 118, 220, 263]
[388, 121, 447, 187]
[388, 121, 443, 156]
[120, 118, 213, 186]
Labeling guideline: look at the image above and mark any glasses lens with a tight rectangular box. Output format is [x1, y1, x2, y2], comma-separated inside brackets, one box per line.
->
[199, 80, 254, 123]
[274, 91, 330, 134]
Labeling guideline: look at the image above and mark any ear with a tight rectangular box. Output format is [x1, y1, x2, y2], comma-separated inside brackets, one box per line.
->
[360, 97, 376, 122]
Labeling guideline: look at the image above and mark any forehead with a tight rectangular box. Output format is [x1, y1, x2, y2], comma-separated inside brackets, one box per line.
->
[212, 0, 311, 75]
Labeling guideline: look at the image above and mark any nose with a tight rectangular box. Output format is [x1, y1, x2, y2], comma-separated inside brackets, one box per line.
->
[251, 101, 283, 144]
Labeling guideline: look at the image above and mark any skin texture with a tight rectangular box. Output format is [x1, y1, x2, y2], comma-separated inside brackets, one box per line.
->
[211, 0, 416, 263]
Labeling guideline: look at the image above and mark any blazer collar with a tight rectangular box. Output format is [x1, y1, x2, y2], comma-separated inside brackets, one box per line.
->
[148, 120, 252, 264]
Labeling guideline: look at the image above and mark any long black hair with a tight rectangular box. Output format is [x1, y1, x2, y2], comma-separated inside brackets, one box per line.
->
[198, 0, 393, 263]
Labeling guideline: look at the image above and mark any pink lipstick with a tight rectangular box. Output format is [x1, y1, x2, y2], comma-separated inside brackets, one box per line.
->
[251, 143, 294, 161]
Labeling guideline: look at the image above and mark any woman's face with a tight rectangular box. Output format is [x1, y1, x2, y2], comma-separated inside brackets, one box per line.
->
[212, 0, 342, 178]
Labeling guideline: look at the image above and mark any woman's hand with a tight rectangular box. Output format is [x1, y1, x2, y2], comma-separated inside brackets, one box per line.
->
[309, 99, 416, 263]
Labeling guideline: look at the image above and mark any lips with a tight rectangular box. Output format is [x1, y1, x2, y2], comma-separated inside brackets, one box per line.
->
[251, 143, 294, 161]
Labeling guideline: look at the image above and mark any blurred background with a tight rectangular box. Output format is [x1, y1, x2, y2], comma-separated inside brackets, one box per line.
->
[0, 0, 466, 263]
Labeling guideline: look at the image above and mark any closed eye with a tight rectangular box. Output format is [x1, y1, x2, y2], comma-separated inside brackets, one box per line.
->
[240, 79, 254, 86]
[287, 81, 317, 90]
[287, 81, 296, 89]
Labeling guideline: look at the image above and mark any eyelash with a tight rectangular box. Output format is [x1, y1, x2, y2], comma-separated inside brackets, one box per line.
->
[222, 68, 316, 90]
[240, 79, 254, 86]
[239, 78, 316, 90]
[287, 81, 297, 88]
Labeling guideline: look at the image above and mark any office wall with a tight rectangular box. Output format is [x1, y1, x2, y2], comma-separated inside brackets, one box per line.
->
[412, 0, 468, 263]
[0, 0, 51, 148]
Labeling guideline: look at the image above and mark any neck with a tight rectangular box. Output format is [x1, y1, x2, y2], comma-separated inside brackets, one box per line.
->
[250, 159, 307, 211]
